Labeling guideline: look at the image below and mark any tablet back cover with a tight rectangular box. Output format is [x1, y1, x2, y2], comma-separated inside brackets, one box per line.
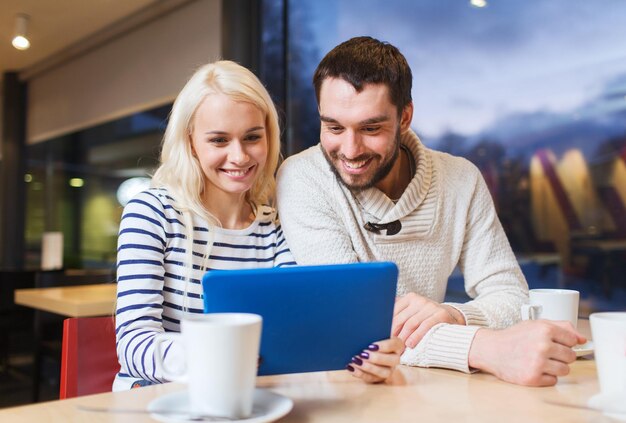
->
[202, 262, 398, 375]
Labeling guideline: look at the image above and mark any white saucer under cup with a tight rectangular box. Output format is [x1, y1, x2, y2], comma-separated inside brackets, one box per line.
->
[589, 312, 626, 417]
[148, 388, 293, 423]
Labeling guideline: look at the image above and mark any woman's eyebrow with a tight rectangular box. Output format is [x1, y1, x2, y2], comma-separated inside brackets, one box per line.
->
[204, 126, 265, 135]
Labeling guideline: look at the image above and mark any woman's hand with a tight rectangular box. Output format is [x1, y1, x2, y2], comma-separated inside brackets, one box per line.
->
[346, 338, 405, 383]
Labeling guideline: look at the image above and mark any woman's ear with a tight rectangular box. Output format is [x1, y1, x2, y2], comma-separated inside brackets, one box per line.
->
[188, 132, 197, 157]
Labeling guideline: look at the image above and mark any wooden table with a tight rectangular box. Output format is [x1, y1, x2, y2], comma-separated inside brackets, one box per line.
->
[14, 283, 117, 317]
[0, 320, 614, 423]
[0, 359, 609, 423]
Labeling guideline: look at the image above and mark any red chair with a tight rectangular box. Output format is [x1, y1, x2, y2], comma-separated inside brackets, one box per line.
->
[59, 316, 120, 399]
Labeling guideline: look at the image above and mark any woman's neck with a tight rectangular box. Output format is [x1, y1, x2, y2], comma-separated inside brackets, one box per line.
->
[201, 188, 255, 229]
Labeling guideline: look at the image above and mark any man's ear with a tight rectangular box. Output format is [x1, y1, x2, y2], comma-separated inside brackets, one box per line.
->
[400, 102, 414, 133]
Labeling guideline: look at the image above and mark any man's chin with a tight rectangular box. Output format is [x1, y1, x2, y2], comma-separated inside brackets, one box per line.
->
[337, 172, 373, 192]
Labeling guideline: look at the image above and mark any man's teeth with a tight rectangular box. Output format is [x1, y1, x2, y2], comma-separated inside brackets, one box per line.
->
[344, 160, 368, 169]
[224, 168, 250, 176]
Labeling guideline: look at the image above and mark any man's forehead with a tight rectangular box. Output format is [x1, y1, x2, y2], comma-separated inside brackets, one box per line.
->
[319, 77, 391, 99]
[319, 78, 394, 121]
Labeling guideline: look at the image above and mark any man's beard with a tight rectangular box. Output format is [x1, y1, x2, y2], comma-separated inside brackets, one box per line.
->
[322, 127, 401, 193]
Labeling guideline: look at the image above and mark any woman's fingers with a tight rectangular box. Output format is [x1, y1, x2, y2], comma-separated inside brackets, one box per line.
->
[371, 338, 405, 354]
[347, 364, 387, 383]
[347, 338, 404, 383]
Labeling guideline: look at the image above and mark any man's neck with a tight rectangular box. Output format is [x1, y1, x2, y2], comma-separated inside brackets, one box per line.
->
[375, 145, 413, 201]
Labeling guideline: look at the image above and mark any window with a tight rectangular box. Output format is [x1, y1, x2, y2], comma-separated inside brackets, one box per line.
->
[261, 0, 626, 305]
[24, 105, 169, 268]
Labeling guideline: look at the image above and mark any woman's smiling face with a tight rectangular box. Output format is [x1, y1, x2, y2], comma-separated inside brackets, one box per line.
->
[190, 93, 268, 198]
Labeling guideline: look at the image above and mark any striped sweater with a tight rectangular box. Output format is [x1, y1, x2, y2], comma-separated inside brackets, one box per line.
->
[113, 188, 295, 390]
[276, 130, 529, 373]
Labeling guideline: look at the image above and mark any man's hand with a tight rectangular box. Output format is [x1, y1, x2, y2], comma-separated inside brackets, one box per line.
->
[468, 320, 586, 386]
[346, 338, 405, 383]
[393, 292, 466, 348]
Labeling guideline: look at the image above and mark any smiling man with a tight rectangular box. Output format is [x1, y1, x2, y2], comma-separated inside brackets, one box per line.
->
[276, 36, 585, 386]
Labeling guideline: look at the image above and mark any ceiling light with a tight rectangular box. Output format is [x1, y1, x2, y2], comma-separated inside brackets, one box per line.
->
[12, 14, 31, 51]
[470, 0, 487, 8]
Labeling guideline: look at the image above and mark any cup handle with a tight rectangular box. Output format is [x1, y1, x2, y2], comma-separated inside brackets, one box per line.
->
[521, 304, 542, 320]
[154, 332, 188, 382]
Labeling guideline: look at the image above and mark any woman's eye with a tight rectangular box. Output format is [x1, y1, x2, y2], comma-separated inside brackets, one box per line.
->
[245, 134, 262, 142]
[209, 137, 228, 144]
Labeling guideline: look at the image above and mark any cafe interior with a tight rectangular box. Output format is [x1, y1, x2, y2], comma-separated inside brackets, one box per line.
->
[1, 0, 625, 420]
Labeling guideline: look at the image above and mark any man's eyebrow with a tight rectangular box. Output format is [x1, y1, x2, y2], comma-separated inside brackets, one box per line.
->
[320, 115, 339, 124]
[319, 115, 390, 125]
[360, 115, 389, 125]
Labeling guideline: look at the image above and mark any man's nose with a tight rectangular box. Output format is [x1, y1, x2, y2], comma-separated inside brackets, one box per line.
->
[341, 130, 363, 159]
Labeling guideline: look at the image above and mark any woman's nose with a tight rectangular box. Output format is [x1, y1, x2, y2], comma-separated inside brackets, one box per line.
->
[228, 141, 249, 164]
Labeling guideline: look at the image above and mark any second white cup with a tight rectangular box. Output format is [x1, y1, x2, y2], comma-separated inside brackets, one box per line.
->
[154, 313, 262, 419]
[521, 289, 579, 328]
[590, 312, 626, 397]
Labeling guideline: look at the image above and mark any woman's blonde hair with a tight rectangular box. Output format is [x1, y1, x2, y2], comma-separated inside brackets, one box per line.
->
[151, 60, 281, 309]
[152, 60, 281, 219]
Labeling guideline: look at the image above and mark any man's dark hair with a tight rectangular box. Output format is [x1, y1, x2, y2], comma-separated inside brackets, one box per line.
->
[313, 36, 413, 115]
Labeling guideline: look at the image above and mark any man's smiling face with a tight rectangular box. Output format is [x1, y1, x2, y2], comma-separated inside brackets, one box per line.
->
[318, 77, 402, 192]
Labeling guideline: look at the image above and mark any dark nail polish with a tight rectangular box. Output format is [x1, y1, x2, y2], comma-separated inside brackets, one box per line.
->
[360, 351, 370, 359]
[346, 364, 355, 372]
[352, 356, 363, 365]
[368, 344, 380, 351]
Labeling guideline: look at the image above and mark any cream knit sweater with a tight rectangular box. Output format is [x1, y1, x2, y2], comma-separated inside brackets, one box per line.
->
[276, 130, 528, 372]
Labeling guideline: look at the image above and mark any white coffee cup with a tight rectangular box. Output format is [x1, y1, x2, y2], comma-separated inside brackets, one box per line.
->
[590, 312, 626, 396]
[154, 313, 262, 419]
[520, 289, 579, 328]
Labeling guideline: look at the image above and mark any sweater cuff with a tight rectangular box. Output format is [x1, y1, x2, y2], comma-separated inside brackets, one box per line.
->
[444, 302, 489, 327]
[400, 323, 481, 373]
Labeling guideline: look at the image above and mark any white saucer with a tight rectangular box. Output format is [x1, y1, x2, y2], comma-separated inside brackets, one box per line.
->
[588, 392, 626, 421]
[573, 340, 594, 357]
[147, 388, 293, 423]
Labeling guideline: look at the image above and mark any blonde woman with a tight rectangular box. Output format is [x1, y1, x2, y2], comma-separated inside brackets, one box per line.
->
[113, 61, 295, 390]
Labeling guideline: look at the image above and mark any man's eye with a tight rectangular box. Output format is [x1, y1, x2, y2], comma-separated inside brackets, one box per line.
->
[363, 126, 381, 133]
[328, 126, 343, 133]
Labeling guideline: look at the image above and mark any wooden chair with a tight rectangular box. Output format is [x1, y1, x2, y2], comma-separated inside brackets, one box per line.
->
[59, 316, 120, 399]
